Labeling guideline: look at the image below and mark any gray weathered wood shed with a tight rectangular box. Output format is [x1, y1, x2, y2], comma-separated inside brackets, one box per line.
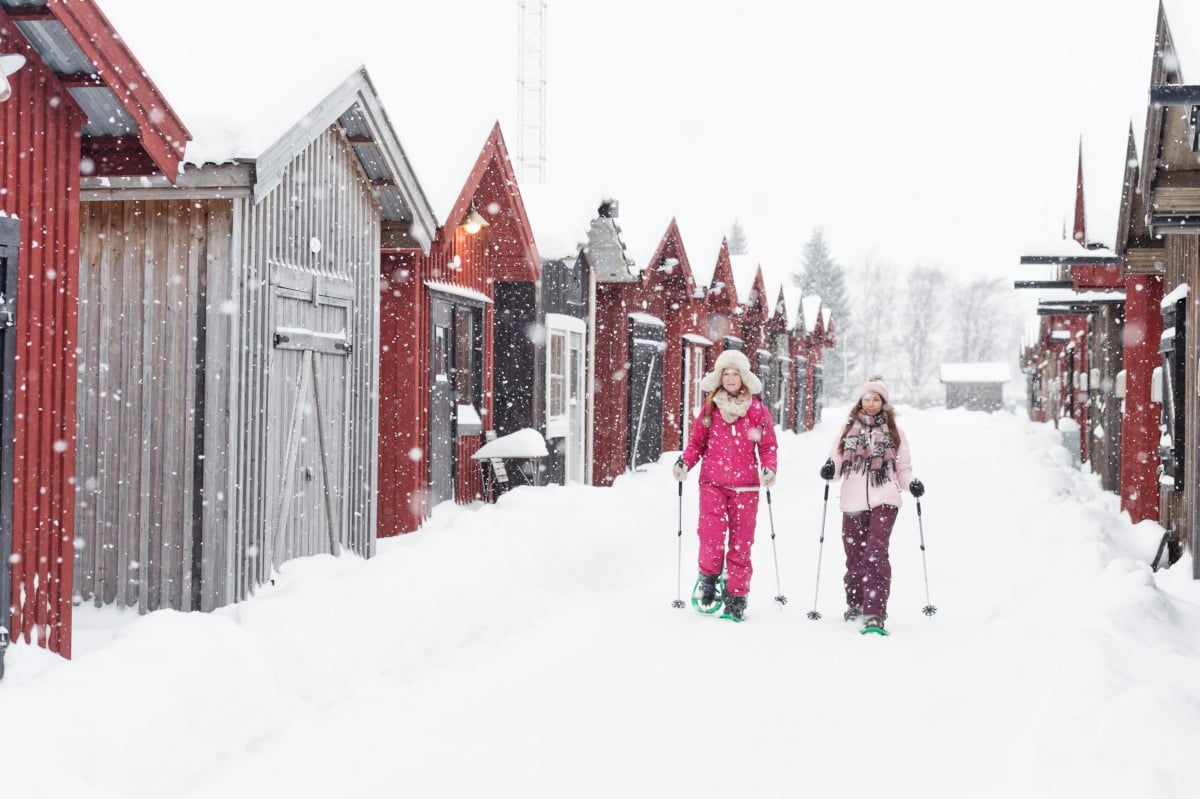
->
[75, 68, 436, 612]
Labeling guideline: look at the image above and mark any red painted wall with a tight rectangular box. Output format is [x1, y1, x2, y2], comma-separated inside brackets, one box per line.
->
[1120, 273, 1163, 523]
[591, 282, 634, 486]
[0, 38, 83, 657]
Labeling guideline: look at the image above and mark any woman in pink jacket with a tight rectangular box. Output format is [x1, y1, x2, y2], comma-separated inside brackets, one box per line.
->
[819, 377, 924, 634]
[673, 349, 778, 622]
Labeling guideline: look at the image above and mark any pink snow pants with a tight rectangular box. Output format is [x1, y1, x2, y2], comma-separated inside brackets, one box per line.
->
[697, 484, 759, 596]
[841, 504, 899, 618]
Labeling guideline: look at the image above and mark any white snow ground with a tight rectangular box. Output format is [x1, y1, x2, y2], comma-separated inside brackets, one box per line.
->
[3, 407, 1199, 799]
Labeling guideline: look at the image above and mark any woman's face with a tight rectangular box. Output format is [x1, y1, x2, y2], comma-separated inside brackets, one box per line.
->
[721, 367, 743, 394]
[861, 391, 884, 414]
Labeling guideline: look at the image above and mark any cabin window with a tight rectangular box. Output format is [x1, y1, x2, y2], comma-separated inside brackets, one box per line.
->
[548, 330, 566, 421]
[681, 342, 707, 442]
[454, 306, 480, 405]
[1158, 296, 1186, 489]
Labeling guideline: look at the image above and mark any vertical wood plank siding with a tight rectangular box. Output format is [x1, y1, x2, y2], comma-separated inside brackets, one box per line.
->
[0, 56, 82, 656]
[1164, 236, 1200, 574]
[239, 126, 380, 594]
[76, 125, 381, 613]
[77, 200, 205, 611]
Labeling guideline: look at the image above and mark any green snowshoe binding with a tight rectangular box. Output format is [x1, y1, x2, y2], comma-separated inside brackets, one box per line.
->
[691, 572, 725, 615]
[719, 594, 747, 623]
[860, 616, 889, 636]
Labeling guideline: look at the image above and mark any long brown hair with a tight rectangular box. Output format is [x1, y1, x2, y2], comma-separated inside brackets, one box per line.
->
[839, 399, 901, 450]
[701, 385, 752, 427]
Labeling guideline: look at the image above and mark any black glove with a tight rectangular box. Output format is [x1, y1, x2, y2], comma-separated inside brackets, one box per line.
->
[909, 478, 925, 498]
[819, 459, 835, 481]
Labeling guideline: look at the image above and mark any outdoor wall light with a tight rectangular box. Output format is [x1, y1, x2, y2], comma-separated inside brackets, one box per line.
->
[461, 201, 489, 235]
[0, 54, 26, 103]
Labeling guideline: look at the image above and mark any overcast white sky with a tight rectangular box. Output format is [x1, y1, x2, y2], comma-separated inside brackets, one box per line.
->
[99, 0, 1178, 292]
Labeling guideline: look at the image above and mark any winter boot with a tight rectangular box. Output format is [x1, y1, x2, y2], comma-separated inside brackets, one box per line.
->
[720, 594, 748, 623]
[691, 572, 724, 614]
[843, 606, 863, 622]
[861, 615, 888, 636]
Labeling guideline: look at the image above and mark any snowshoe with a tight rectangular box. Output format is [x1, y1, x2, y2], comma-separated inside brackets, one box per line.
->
[843, 606, 863, 623]
[691, 572, 725, 615]
[720, 594, 747, 623]
[860, 616, 889, 636]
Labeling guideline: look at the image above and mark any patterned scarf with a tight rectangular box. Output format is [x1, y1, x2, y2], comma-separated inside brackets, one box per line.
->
[840, 411, 897, 487]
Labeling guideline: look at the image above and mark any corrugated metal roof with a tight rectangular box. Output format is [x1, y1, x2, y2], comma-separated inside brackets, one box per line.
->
[9, 10, 138, 137]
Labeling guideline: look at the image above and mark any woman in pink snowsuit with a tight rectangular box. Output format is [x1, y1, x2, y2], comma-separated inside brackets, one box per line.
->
[673, 349, 778, 622]
[820, 377, 923, 633]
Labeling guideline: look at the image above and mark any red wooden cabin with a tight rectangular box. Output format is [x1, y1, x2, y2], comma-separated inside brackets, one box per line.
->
[0, 0, 187, 657]
[1113, 128, 1163, 525]
[705, 240, 741, 353]
[640, 219, 709, 453]
[378, 122, 539, 534]
[793, 296, 835, 431]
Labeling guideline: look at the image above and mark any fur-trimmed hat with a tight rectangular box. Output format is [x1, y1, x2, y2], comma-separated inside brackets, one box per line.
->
[858, 376, 890, 404]
[699, 349, 762, 395]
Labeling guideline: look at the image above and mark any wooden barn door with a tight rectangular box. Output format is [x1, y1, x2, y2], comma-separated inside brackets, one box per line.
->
[628, 318, 665, 471]
[429, 298, 455, 505]
[267, 270, 353, 570]
[0, 217, 17, 640]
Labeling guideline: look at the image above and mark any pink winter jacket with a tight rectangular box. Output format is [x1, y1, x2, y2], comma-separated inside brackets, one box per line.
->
[828, 425, 914, 513]
[681, 397, 779, 488]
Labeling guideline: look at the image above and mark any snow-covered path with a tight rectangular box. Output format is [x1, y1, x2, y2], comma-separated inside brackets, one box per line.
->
[3, 408, 1199, 798]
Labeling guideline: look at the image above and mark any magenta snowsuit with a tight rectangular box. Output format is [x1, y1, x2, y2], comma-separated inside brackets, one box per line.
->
[680, 397, 778, 597]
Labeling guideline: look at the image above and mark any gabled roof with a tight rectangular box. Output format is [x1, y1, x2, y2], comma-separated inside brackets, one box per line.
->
[706, 239, 739, 311]
[1140, 0, 1200, 212]
[76, 66, 439, 252]
[1115, 123, 1158, 260]
[258, 68, 436, 250]
[1, 0, 189, 178]
[586, 199, 637, 283]
[445, 122, 538, 280]
[641, 218, 698, 301]
[766, 286, 790, 335]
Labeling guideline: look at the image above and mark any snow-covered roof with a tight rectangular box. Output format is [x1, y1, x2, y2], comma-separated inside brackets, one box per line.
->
[728, 254, 762, 305]
[520, 184, 610, 261]
[1036, 288, 1125, 304]
[939, 362, 1012, 384]
[1019, 239, 1118, 263]
[801, 296, 823, 334]
[470, 428, 549, 460]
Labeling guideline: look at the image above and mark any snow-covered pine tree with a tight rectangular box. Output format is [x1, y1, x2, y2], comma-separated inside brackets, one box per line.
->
[793, 229, 851, 397]
[727, 219, 749, 255]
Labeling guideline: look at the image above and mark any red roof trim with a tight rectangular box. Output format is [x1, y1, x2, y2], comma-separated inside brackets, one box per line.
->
[445, 122, 539, 281]
[47, 0, 190, 181]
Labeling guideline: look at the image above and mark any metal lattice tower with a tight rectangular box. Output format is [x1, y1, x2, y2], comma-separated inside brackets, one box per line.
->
[517, 0, 547, 183]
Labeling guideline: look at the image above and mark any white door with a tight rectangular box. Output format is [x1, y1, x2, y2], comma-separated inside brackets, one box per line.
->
[546, 314, 587, 484]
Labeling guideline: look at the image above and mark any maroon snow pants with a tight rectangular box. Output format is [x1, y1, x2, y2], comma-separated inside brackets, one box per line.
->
[841, 504, 899, 618]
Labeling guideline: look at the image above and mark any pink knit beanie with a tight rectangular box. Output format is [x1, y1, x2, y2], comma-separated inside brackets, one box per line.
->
[859, 377, 890, 404]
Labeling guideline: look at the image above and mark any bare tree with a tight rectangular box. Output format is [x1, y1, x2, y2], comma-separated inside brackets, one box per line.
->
[949, 278, 1008, 362]
[896, 266, 946, 402]
[849, 257, 898, 385]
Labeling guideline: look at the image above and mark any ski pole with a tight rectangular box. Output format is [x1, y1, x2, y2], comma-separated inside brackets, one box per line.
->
[671, 481, 686, 609]
[807, 482, 830, 620]
[765, 488, 787, 606]
[916, 497, 937, 616]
